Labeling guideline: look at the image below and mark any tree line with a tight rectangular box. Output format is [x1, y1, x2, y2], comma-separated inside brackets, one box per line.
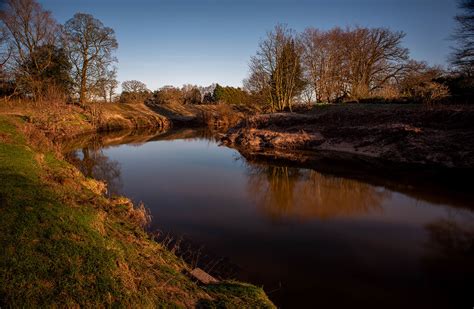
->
[1, 0, 472, 110]
[244, 22, 471, 111]
[243, 0, 473, 111]
[144, 83, 254, 106]
[127, 0, 473, 110]
[0, 0, 118, 104]
[0, 0, 255, 107]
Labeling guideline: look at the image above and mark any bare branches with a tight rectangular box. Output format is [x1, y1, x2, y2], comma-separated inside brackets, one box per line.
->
[122, 80, 148, 94]
[246, 24, 305, 111]
[93, 66, 117, 102]
[399, 60, 449, 103]
[0, 0, 61, 99]
[300, 27, 348, 103]
[300, 26, 408, 102]
[63, 13, 118, 104]
[120, 80, 149, 103]
[451, 0, 474, 74]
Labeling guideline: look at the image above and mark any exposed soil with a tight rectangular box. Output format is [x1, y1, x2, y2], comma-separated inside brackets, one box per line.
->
[222, 104, 474, 169]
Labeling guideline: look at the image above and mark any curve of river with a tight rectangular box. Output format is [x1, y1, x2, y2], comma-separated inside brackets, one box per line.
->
[65, 128, 474, 309]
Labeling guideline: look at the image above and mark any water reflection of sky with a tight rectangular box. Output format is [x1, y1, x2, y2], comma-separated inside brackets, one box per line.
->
[68, 131, 474, 309]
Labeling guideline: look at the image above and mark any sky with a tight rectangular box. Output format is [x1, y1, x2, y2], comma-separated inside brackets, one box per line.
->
[38, 0, 459, 90]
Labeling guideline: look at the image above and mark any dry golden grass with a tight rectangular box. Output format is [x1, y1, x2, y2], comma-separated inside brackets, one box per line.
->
[0, 98, 171, 141]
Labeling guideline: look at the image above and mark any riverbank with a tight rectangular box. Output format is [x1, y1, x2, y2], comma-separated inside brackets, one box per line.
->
[0, 101, 171, 140]
[0, 114, 274, 307]
[0, 100, 247, 142]
[222, 104, 474, 169]
[57, 122, 474, 309]
[146, 101, 249, 128]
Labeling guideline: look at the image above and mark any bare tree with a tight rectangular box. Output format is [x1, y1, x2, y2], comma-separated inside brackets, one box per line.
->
[347, 27, 408, 99]
[120, 80, 149, 103]
[94, 67, 117, 102]
[198, 83, 216, 102]
[181, 84, 201, 104]
[0, 25, 11, 67]
[247, 24, 305, 111]
[300, 26, 408, 102]
[105, 68, 118, 102]
[122, 80, 147, 94]
[0, 25, 13, 96]
[0, 0, 60, 99]
[301, 27, 348, 102]
[151, 86, 183, 105]
[399, 60, 449, 103]
[451, 0, 474, 75]
[63, 13, 118, 104]
[299, 84, 315, 105]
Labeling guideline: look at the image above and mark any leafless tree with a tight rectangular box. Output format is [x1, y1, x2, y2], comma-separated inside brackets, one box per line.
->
[300, 26, 408, 102]
[122, 80, 147, 94]
[347, 27, 408, 99]
[0, 0, 60, 99]
[152, 86, 183, 105]
[0, 25, 11, 66]
[0, 25, 12, 93]
[300, 27, 348, 102]
[181, 84, 201, 104]
[63, 13, 118, 104]
[451, 0, 474, 75]
[247, 24, 305, 111]
[105, 68, 118, 103]
[198, 83, 217, 102]
[399, 60, 449, 103]
[299, 84, 315, 105]
[120, 80, 149, 103]
[94, 67, 118, 102]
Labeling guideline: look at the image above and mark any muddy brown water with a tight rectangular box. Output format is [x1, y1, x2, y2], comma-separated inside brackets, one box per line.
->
[66, 128, 474, 309]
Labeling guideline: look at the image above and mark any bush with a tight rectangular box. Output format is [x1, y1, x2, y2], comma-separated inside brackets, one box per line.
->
[212, 84, 260, 107]
[151, 86, 183, 105]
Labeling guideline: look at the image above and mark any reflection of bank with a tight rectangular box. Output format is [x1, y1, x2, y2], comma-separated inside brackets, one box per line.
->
[422, 219, 474, 308]
[63, 127, 221, 197]
[65, 147, 123, 196]
[246, 164, 390, 220]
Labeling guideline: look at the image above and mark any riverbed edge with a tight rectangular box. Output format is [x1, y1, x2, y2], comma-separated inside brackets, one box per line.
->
[0, 112, 275, 307]
[221, 104, 474, 169]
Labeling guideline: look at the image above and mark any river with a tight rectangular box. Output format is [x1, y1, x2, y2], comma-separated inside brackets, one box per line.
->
[65, 128, 474, 308]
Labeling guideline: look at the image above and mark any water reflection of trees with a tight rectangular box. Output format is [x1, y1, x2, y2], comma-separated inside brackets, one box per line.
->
[65, 147, 122, 196]
[63, 128, 221, 197]
[246, 164, 390, 220]
[151, 128, 221, 143]
[422, 219, 474, 308]
[61, 127, 167, 153]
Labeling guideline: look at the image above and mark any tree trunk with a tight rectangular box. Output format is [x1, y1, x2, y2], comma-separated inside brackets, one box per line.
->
[79, 59, 88, 104]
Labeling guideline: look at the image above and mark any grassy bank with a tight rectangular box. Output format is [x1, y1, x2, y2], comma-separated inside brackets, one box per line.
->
[146, 101, 249, 128]
[0, 101, 172, 140]
[0, 115, 274, 308]
[0, 100, 249, 141]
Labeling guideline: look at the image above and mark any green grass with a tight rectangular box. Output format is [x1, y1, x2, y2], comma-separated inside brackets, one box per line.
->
[0, 116, 121, 306]
[0, 115, 275, 308]
[200, 281, 276, 308]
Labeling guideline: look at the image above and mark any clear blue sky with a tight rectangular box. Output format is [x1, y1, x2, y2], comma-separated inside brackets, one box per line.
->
[39, 0, 458, 90]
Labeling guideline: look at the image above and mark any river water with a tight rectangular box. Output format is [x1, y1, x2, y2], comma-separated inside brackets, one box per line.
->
[65, 128, 474, 308]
